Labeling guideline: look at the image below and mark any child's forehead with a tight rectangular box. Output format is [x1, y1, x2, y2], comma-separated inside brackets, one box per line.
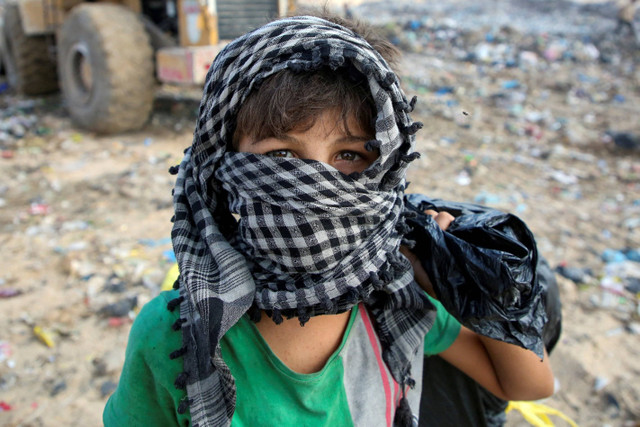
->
[288, 108, 370, 137]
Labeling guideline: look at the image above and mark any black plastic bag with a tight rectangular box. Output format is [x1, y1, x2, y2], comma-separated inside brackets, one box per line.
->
[404, 194, 547, 358]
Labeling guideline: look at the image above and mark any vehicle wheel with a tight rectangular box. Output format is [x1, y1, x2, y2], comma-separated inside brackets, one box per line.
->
[1, 3, 58, 95]
[57, 3, 155, 133]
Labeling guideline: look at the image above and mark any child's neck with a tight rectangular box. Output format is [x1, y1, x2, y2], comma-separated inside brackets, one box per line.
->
[255, 310, 352, 374]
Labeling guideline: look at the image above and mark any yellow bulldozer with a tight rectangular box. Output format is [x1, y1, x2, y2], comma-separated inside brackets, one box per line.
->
[0, 0, 295, 133]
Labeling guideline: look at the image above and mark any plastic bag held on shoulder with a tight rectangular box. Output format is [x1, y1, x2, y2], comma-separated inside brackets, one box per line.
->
[404, 194, 549, 358]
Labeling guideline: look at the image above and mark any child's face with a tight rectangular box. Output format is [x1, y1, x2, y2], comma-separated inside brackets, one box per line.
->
[236, 109, 378, 175]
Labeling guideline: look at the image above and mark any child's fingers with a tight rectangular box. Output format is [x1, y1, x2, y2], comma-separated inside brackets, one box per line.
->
[424, 209, 455, 230]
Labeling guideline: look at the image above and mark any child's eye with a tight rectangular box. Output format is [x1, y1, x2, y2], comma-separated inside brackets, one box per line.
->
[337, 151, 362, 162]
[265, 150, 294, 158]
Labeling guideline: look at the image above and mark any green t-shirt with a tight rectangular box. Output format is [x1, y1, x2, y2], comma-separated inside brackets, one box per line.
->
[103, 290, 460, 426]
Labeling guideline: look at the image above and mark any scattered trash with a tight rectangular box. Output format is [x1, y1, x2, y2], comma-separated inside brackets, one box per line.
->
[0, 341, 12, 363]
[555, 265, 592, 284]
[161, 263, 180, 292]
[627, 322, 640, 335]
[107, 317, 132, 328]
[92, 350, 125, 378]
[28, 202, 51, 216]
[98, 296, 138, 318]
[50, 380, 67, 397]
[594, 376, 610, 392]
[604, 131, 640, 151]
[103, 275, 127, 294]
[100, 381, 118, 398]
[138, 237, 172, 247]
[33, 326, 55, 348]
[0, 288, 22, 298]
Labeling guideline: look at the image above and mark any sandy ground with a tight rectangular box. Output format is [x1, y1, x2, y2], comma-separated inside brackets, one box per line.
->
[1, 0, 639, 426]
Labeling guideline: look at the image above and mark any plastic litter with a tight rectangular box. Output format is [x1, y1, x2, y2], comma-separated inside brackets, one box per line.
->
[50, 380, 67, 396]
[604, 131, 640, 151]
[0, 288, 22, 298]
[100, 380, 118, 398]
[98, 296, 138, 318]
[555, 265, 592, 284]
[0, 341, 12, 363]
[405, 194, 548, 357]
[33, 326, 55, 348]
[161, 263, 180, 292]
[506, 401, 578, 427]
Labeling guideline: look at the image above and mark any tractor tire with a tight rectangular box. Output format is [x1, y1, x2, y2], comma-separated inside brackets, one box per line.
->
[57, 4, 155, 133]
[1, 4, 58, 95]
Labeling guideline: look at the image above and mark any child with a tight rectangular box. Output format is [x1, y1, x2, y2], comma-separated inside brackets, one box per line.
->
[104, 14, 553, 426]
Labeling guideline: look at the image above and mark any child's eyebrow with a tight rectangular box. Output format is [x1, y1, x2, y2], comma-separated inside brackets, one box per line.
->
[260, 134, 370, 146]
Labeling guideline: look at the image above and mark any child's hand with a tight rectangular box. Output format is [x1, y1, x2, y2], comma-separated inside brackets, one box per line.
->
[400, 209, 455, 297]
[423, 209, 455, 230]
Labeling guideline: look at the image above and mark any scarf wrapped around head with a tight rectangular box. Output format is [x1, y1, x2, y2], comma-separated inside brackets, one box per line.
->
[169, 15, 434, 426]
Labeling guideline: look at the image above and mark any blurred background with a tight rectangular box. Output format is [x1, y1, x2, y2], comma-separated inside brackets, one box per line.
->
[0, 0, 638, 425]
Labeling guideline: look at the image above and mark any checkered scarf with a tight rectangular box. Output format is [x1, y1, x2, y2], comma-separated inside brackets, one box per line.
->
[170, 16, 434, 426]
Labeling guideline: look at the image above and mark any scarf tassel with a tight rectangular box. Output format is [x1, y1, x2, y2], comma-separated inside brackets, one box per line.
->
[378, 270, 394, 283]
[364, 139, 382, 152]
[394, 377, 416, 427]
[378, 71, 396, 89]
[167, 295, 185, 312]
[270, 308, 284, 325]
[363, 163, 383, 179]
[400, 152, 421, 164]
[402, 210, 418, 219]
[174, 371, 189, 389]
[394, 95, 418, 113]
[177, 397, 192, 414]
[169, 346, 188, 360]
[408, 96, 418, 112]
[172, 318, 187, 331]
[248, 305, 262, 323]
[401, 122, 423, 136]
[368, 271, 384, 288]
[297, 307, 311, 326]
[320, 296, 335, 313]
[395, 221, 412, 235]
[346, 287, 361, 304]
[389, 254, 409, 272]
[401, 237, 416, 249]
[393, 396, 413, 427]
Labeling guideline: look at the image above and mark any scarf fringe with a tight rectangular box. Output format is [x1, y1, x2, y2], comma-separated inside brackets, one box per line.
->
[400, 121, 423, 136]
[177, 397, 192, 414]
[170, 346, 188, 360]
[167, 295, 185, 312]
[393, 396, 413, 427]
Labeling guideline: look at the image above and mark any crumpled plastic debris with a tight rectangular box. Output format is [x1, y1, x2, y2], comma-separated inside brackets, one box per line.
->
[98, 296, 138, 318]
[0, 288, 22, 298]
[405, 194, 547, 357]
[555, 264, 593, 284]
[33, 326, 55, 348]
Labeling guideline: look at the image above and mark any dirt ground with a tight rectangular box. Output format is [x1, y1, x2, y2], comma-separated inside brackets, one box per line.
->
[1, 0, 639, 426]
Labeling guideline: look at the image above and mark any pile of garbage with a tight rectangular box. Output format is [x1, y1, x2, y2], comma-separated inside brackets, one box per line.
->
[379, 17, 637, 71]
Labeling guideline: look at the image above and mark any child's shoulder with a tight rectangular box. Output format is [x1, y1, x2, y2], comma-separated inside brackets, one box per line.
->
[104, 290, 188, 425]
[128, 290, 182, 351]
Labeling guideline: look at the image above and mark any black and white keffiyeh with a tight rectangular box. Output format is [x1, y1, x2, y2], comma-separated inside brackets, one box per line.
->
[169, 16, 434, 426]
